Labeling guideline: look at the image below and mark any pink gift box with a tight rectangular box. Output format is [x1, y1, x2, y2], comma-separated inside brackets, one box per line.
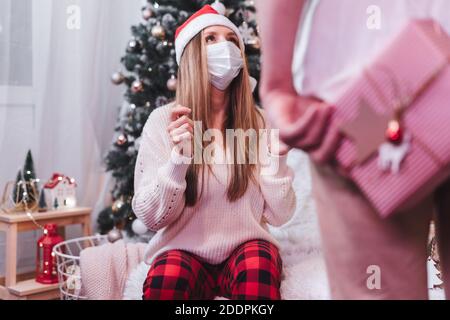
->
[333, 19, 450, 218]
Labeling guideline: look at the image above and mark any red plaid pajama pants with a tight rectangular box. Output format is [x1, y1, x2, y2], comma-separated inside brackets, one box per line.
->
[142, 239, 283, 300]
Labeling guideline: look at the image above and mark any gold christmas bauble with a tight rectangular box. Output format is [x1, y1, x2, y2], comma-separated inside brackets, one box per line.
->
[107, 228, 123, 243]
[151, 25, 166, 39]
[249, 37, 261, 50]
[111, 72, 125, 85]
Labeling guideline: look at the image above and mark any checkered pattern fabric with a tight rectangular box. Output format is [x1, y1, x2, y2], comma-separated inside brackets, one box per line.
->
[142, 239, 283, 300]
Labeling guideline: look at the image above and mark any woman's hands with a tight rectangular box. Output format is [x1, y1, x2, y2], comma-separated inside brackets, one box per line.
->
[267, 131, 292, 156]
[166, 98, 340, 163]
[167, 105, 194, 158]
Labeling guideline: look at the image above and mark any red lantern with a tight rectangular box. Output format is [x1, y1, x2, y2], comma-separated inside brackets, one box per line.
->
[36, 223, 64, 284]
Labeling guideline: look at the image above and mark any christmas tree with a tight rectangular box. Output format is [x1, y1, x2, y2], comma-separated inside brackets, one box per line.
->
[12, 170, 24, 204]
[11, 150, 39, 210]
[23, 150, 37, 182]
[22, 150, 38, 200]
[97, 0, 261, 236]
[38, 187, 48, 211]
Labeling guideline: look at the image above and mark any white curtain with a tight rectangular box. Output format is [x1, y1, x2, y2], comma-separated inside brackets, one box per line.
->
[0, 0, 143, 274]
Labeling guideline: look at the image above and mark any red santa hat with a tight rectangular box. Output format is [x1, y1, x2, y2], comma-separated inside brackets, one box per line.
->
[175, 2, 245, 65]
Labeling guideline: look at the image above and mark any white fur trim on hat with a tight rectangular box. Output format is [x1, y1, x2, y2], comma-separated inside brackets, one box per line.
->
[175, 13, 244, 65]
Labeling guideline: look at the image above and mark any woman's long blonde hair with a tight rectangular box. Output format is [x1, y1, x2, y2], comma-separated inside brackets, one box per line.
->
[175, 30, 265, 207]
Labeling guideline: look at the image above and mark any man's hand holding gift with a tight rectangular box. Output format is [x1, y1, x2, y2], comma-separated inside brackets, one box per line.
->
[263, 90, 342, 165]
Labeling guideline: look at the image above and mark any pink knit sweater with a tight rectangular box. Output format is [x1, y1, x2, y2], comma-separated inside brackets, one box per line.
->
[131, 103, 296, 265]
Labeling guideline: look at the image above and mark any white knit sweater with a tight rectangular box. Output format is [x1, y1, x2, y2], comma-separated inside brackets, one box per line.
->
[131, 103, 297, 265]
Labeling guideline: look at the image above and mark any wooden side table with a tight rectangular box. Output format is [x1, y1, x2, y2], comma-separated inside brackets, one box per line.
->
[0, 207, 92, 300]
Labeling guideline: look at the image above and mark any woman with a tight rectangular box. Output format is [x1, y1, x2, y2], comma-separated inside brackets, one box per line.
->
[256, 0, 450, 299]
[131, 4, 296, 300]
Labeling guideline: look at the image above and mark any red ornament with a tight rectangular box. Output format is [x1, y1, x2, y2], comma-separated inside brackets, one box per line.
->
[131, 80, 144, 93]
[386, 120, 403, 145]
[36, 223, 64, 284]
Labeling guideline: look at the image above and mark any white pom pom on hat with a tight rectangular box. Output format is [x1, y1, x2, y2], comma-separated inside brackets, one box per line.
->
[210, 0, 227, 15]
[174, 2, 245, 65]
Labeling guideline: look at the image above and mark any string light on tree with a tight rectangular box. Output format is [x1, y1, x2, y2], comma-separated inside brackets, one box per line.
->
[112, 198, 125, 213]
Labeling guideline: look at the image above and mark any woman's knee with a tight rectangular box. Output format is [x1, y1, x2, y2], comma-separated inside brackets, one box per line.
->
[234, 239, 282, 272]
[142, 250, 199, 299]
[229, 240, 283, 299]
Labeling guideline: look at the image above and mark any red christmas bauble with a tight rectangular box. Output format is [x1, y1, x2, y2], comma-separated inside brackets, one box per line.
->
[386, 120, 403, 144]
[131, 80, 144, 93]
[116, 134, 128, 146]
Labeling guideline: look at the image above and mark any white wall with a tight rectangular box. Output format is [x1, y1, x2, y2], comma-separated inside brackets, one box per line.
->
[0, 0, 143, 277]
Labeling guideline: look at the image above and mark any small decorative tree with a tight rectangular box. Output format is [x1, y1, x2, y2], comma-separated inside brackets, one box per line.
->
[10, 150, 40, 211]
[12, 170, 24, 204]
[38, 187, 48, 212]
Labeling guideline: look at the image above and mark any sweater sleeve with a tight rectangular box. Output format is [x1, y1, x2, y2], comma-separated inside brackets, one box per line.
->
[259, 151, 297, 227]
[131, 107, 192, 232]
[257, 107, 297, 227]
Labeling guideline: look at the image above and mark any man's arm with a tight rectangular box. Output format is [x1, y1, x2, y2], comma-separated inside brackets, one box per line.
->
[256, 0, 341, 164]
[257, 0, 305, 96]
